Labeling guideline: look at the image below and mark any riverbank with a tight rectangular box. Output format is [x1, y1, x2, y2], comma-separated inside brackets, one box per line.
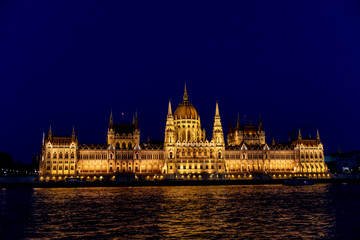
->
[1, 178, 360, 188]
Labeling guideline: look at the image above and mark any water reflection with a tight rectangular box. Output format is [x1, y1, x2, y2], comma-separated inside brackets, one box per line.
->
[2, 184, 360, 239]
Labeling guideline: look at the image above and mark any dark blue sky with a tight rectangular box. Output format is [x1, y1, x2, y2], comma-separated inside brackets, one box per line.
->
[1, 1, 360, 163]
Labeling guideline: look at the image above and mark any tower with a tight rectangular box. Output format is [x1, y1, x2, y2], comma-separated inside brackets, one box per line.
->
[72, 126, 75, 142]
[212, 101, 224, 146]
[164, 99, 175, 146]
[107, 111, 115, 145]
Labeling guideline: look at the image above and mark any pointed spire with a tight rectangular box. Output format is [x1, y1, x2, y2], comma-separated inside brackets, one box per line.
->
[132, 115, 135, 125]
[250, 119, 253, 126]
[72, 126, 75, 141]
[183, 82, 188, 102]
[272, 137, 275, 146]
[48, 125, 52, 141]
[298, 129, 302, 140]
[317, 129, 320, 140]
[168, 99, 172, 115]
[237, 113, 240, 129]
[109, 110, 113, 129]
[135, 110, 138, 129]
[258, 114, 263, 131]
[215, 101, 220, 116]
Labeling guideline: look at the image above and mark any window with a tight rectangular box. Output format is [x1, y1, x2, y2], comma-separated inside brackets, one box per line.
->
[219, 165, 222, 169]
[218, 152, 222, 158]
[59, 153, 63, 159]
[71, 153, 74, 159]
[65, 153, 69, 159]
[46, 166, 50, 170]
[53, 166, 56, 170]
[71, 166, 74, 170]
[59, 166, 62, 170]
[47, 152, 51, 158]
[170, 152, 173, 159]
[128, 143, 132, 149]
[65, 166, 68, 170]
[53, 153, 57, 159]
[211, 165, 214, 169]
[170, 166, 173, 169]
[177, 166, 180, 169]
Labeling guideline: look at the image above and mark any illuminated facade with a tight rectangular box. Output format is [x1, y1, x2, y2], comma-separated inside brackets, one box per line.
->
[39, 85, 329, 181]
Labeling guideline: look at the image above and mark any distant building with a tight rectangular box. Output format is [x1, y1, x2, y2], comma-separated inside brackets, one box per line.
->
[39, 85, 329, 181]
[330, 151, 360, 173]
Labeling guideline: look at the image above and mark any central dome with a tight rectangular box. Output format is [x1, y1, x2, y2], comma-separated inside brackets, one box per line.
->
[174, 84, 199, 120]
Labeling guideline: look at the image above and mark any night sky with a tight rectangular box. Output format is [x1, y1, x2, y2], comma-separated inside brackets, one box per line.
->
[1, 1, 360, 163]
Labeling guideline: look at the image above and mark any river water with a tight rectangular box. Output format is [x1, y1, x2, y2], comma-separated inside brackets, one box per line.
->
[1, 184, 360, 239]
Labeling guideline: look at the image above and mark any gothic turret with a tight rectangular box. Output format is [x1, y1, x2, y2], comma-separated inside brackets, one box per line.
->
[109, 110, 113, 129]
[165, 99, 175, 145]
[48, 125, 52, 142]
[212, 101, 224, 145]
[317, 129, 320, 140]
[72, 126, 75, 142]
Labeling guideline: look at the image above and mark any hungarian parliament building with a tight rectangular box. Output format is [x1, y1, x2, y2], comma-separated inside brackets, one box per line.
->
[39, 85, 329, 181]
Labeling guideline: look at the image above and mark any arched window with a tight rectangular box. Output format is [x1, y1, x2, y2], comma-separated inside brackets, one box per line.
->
[122, 142, 126, 149]
[128, 142, 132, 149]
[71, 152, 74, 159]
[116, 142, 120, 149]
[218, 152, 222, 158]
[242, 153, 246, 159]
[47, 152, 51, 159]
[170, 152, 173, 159]
[59, 153, 63, 159]
[65, 153, 69, 159]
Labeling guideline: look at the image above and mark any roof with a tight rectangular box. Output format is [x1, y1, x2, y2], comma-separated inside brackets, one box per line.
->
[113, 123, 136, 135]
[174, 101, 199, 120]
[231, 125, 260, 135]
[141, 143, 164, 150]
[50, 136, 73, 145]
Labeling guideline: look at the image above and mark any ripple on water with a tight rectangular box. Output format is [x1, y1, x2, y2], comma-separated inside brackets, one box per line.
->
[1, 184, 360, 239]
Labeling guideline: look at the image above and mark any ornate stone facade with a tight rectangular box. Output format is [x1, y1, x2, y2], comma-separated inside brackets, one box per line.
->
[39, 85, 329, 181]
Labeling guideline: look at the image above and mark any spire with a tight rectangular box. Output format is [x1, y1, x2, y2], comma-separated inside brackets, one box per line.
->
[298, 129, 302, 140]
[132, 115, 135, 125]
[109, 110, 113, 129]
[250, 119, 253, 126]
[215, 100, 220, 116]
[135, 110, 138, 129]
[183, 82, 188, 102]
[258, 114, 263, 131]
[72, 126, 75, 141]
[272, 137, 275, 146]
[212, 101, 224, 145]
[237, 113, 240, 129]
[317, 129, 320, 140]
[48, 125, 52, 141]
[168, 99, 172, 115]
